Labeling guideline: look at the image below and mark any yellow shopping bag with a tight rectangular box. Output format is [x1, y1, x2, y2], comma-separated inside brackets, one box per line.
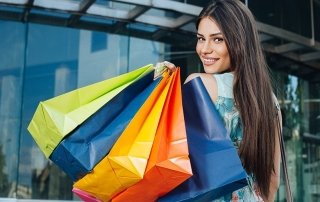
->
[112, 68, 192, 202]
[73, 71, 174, 201]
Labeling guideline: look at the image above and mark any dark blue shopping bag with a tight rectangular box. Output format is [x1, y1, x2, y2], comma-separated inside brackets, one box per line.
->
[159, 77, 248, 202]
[50, 71, 160, 181]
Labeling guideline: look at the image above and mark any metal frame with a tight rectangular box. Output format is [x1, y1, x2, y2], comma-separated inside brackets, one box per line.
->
[0, 0, 319, 81]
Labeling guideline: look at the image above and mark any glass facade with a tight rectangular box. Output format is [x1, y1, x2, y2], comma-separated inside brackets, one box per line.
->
[272, 71, 320, 202]
[249, 0, 312, 38]
[0, 20, 25, 198]
[0, 20, 166, 200]
[0, 1, 319, 201]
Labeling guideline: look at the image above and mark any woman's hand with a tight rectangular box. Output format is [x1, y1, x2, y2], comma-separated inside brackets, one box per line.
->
[154, 61, 176, 79]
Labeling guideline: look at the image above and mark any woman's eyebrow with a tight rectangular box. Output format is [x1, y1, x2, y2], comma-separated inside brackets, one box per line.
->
[210, 32, 222, 37]
[196, 32, 222, 37]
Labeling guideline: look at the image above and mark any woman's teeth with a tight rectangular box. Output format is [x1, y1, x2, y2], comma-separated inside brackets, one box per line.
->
[203, 58, 218, 65]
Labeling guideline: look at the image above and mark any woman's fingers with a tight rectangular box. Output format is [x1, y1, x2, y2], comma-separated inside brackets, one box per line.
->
[154, 61, 177, 79]
[163, 61, 176, 71]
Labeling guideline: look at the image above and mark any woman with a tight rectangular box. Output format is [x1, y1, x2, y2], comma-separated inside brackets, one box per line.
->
[161, 0, 281, 201]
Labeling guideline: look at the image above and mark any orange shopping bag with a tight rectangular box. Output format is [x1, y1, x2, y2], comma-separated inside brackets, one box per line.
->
[112, 68, 192, 202]
[73, 71, 174, 202]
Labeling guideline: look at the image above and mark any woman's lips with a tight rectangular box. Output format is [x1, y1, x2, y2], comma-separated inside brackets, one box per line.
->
[202, 58, 219, 66]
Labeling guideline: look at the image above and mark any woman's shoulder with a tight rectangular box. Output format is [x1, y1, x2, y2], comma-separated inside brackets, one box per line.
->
[184, 73, 218, 102]
[184, 73, 216, 84]
[184, 73, 205, 84]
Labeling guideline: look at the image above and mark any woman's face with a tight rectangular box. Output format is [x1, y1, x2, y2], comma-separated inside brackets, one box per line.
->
[196, 17, 231, 74]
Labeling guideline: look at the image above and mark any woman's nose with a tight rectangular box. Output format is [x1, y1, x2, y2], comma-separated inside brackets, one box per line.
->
[201, 42, 213, 54]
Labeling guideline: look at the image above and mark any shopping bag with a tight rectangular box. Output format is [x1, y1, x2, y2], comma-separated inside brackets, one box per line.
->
[28, 64, 153, 157]
[73, 71, 174, 202]
[73, 188, 100, 202]
[159, 76, 248, 202]
[50, 71, 158, 181]
[112, 68, 192, 202]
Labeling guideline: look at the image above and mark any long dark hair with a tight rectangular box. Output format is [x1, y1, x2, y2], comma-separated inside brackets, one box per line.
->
[196, 0, 276, 198]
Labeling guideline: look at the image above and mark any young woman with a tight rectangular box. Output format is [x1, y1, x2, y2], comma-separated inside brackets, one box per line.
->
[161, 0, 281, 201]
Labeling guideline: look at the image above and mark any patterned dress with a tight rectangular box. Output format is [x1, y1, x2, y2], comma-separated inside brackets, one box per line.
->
[212, 73, 263, 202]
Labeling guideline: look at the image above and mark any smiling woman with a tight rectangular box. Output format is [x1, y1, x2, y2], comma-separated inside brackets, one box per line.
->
[196, 17, 231, 74]
[184, 0, 283, 201]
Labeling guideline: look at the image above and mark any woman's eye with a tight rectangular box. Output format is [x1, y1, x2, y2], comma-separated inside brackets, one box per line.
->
[213, 38, 223, 43]
[197, 37, 205, 42]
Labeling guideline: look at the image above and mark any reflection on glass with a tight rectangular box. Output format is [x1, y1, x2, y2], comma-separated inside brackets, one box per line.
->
[21, 23, 80, 200]
[129, 37, 166, 71]
[78, 30, 128, 87]
[274, 71, 320, 202]
[301, 80, 320, 202]
[0, 20, 25, 198]
[275, 73, 301, 202]
[14, 20, 168, 200]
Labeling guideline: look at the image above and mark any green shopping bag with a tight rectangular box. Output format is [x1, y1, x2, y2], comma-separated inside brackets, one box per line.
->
[28, 64, 154, 157]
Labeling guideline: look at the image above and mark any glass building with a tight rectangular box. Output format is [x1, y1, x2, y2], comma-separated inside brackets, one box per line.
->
[0, 0, 319, 201]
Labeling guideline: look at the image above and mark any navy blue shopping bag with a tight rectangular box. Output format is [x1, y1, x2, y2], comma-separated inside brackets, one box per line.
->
[50, 71, 160, 181]
[159, 76, 248, 202]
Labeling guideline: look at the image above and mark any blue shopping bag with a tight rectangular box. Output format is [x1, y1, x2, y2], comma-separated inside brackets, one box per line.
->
[50, 71, 160, 181]
[159, 76, 248, 202]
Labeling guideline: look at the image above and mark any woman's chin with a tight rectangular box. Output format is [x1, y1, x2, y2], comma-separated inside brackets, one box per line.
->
[203, 65, 218, 74]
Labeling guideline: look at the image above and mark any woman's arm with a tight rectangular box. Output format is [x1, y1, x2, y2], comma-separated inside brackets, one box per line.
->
[262, 99, 282, 202]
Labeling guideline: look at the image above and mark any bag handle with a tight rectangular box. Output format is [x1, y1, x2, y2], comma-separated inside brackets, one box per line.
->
[275, 105, 293, 202]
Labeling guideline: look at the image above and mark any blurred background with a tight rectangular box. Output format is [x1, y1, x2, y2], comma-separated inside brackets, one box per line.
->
[0, 0, 319, 201]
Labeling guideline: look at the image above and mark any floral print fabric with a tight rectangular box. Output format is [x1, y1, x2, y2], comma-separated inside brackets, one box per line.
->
[212, 73, 263, 202]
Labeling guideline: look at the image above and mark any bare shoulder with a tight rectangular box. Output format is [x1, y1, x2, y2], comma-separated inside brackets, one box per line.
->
[184, 73, 218, 102]
[184, 73, 203, 84]
[184, 73, 216, 83]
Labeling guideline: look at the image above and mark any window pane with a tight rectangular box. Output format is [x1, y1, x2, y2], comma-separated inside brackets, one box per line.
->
[248, 0, 312, 38]
[273, 71, 320, 202]
[21, 23, 79, 200]
[128, 37, 166, 71]
[0, 20, 25, 198]
[19, 23, 130, 200]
